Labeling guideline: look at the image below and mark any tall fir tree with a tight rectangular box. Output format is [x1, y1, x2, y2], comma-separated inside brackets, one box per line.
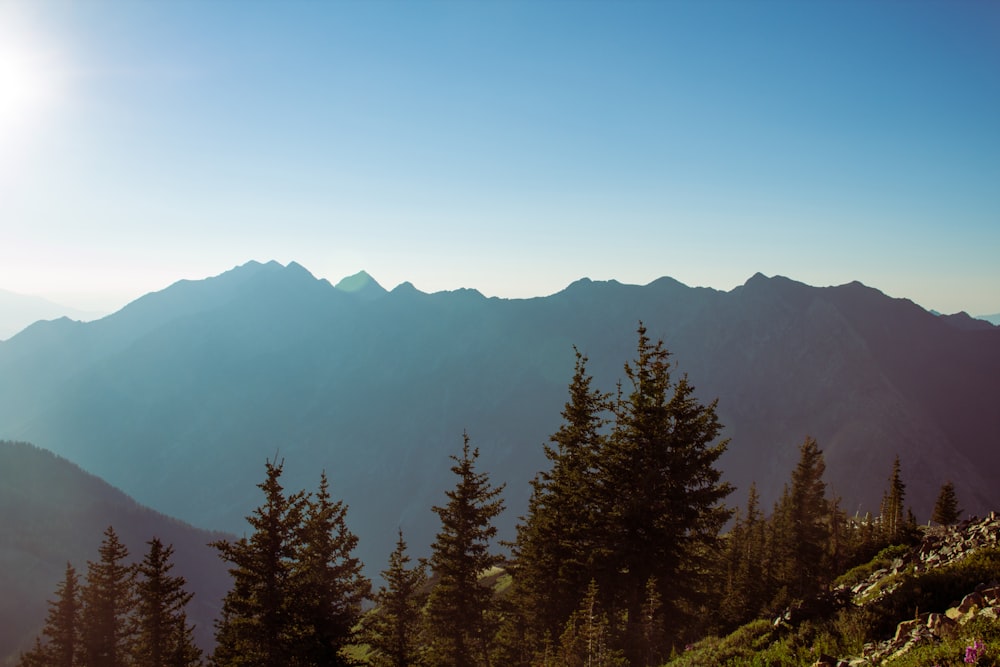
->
[17, 563, 81, 667]
[211, 458, 306, 667]
[880, 455, 907, 542]
[720, 483, 768, 628]
[364, 529, 428, 667]
[81, 526, 138, 667]
[135, 538, 202, 667]
[598, 323, 733, 658]
[932, 480, 963, 525]
[506, 349, 610, 658]
[292, 471, 371, 666]
[772, 437, 830, 602]
[425, 433, 506, 667]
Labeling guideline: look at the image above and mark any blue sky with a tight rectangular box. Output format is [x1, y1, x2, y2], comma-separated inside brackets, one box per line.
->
[1, 1, 998, 315]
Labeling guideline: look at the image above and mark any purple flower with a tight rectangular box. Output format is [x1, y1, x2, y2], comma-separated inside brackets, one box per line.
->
[965, 639, 985, 663]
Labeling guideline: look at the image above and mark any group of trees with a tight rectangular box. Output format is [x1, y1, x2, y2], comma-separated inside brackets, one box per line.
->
[210, 463, 370, 667]
[717, 442, 966, 632]
[19, 527, 201, 667]
[501, 325, 732, 666]
[19, 323, 969, 667]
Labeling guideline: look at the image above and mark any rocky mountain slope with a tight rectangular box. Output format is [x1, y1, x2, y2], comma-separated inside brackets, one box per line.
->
[0, 260, 997, 574]
[672, 514, 1000, 667]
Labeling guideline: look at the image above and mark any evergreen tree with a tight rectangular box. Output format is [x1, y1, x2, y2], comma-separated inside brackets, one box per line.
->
[773, 437, 830, 602]
[81, 526, 137, 667]
[637, 576, 666, 667]
[507, 349, 609, 657]
[135, 538, 202, 667]
[16, 637, 49, 667]
[211, 458, 306, 667]
[364, 529, 428, 667]
[555, 580, 626, 667]
[425, 433, 506, 667]
[17, 563, 81, 667]
[292, 471, 371, 666]
[932, 480, 962, 525]
[720, 483, 767, 627]
[599, 323, 733, 656]
[880, 455, 907, 542]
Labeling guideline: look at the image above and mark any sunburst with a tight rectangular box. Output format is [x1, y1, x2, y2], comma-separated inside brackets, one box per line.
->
[0, 10, 65, 152]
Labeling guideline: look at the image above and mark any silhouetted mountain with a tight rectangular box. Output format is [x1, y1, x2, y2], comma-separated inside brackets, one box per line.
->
[978, 313, 1000, 326]
[0, 440, 230, 664]
[0, 289, 102, 341]
[937, 311, 997, 331]
[334, 269, 388, 301]
[1, 261, 998, 585]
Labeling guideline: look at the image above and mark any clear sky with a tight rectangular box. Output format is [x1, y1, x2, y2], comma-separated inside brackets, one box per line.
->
[1, 0, 998, 316]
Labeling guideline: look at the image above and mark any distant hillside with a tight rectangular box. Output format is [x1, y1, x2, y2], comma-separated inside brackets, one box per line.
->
[0, 440, 230, 665]
[0, 261, 998, 578]
[979, 312, 1000, 326]
[0, 289, 101, 341]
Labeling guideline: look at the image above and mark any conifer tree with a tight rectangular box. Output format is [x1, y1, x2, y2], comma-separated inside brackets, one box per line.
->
[556, 580, 626, 667]
[364, 529, 428, 667]
[932, 480, 962, 525]
[880, 455, 907, 542]
[507, 349, 609, 655]
[599, 323, 732, 655]
[16, 637, 49, 667]
[637, 576, 666, 667]
[425, 432, 506, 667]
[720, 483, 767, 627]
[292, 471, 370, 666]
[81, 526, 138, 667]
[135, 538, 202, 667]
[774, 437, 830, 602]
[17, 563, 81, 667]
[211, 458, 306, 667]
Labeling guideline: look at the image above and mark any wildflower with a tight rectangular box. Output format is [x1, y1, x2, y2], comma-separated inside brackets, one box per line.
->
[965, 638, 985, 663]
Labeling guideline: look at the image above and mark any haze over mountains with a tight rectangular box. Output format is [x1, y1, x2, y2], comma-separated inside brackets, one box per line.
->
[0, 290, 103, 342]
[1, 260, 998, 583]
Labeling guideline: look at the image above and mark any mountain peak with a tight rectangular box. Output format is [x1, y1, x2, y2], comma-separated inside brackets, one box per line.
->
[334, 271, 387, 301]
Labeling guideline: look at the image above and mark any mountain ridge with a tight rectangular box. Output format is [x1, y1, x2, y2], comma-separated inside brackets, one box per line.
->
[1, 261, 997, 582]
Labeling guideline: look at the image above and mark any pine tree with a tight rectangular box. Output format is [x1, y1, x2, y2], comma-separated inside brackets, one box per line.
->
[17, 563, 81, 667]
[772, 437, 830, 602]
[932, 480, 962, 526]
[211, 458, 306, 667]
[507, 349, 610, 657]
[880, 455, 907, 542]
[599, 323, 733, 656]
[364, 529, 428, 667]
[556, 580, 626, 667]
[81, 526, 138, 667]
[425, 432, 506, 667]
[720, 483, 767, 627]
[637, 576, 666, 667]
[135, 538, 202, 667]
[16, 637, 49, 667]
[292, 471, 371, 666]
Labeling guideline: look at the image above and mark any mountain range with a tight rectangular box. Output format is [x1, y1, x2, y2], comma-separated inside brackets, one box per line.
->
[0, 290, 102, 342]
[1, 260, 998, 585]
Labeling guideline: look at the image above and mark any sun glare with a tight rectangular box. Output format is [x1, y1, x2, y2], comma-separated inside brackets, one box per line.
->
[0, 8, 65, 154]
